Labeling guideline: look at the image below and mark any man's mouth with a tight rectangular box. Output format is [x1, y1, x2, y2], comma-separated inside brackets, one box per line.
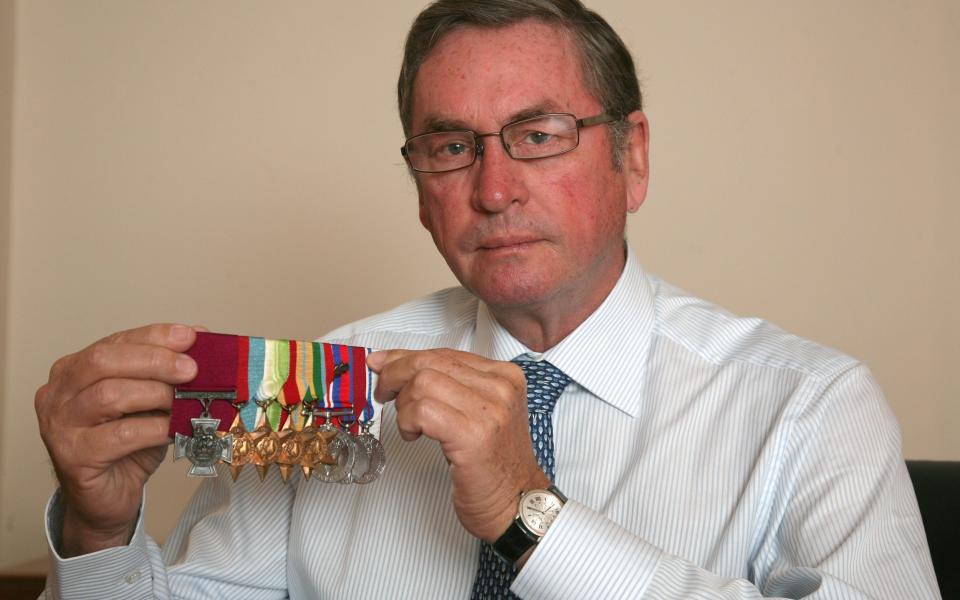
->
[477, 236, 541, 251]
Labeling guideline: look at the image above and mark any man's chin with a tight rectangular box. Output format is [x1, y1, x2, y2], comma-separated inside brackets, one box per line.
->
[465, 275, 557, 311]
[447, 253, 564, 308]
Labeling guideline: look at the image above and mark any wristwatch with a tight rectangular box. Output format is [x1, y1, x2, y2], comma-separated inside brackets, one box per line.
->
[492, 485, 567, 564]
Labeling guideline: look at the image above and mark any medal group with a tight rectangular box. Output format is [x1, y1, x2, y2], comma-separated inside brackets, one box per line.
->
[169, 332, 385, 484]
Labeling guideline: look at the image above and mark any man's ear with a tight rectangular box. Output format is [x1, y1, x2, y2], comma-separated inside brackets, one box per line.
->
[623, 110, 650, 213]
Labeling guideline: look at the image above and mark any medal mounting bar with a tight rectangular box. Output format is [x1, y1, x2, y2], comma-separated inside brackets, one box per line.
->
[175, 390, 237, 401]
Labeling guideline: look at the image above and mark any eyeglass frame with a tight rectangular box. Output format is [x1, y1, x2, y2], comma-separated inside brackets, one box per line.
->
[400, 112, 620, 174]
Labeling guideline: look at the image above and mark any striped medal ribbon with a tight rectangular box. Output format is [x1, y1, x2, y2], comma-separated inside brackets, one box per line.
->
[274, 341, 307, 482]
[249, 338, 289, 480]
[313, 343, 359, 483]
[342, 347, 385, 484]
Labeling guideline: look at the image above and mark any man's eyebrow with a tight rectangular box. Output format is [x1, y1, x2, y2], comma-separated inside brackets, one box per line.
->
[505, 103, 563, 123]
[417, 102, 566, 135]
[420, 116, 472, 134]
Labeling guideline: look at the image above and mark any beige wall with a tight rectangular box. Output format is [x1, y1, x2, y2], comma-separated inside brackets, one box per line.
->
[1, 0, 957, 568]
[0, 0, 14, 560]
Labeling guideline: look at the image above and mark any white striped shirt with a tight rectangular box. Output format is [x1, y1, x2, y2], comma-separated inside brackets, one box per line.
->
[43, 245, 938, 599]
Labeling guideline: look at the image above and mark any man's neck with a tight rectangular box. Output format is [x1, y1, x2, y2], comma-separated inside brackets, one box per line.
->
[488, 245, 627, 352]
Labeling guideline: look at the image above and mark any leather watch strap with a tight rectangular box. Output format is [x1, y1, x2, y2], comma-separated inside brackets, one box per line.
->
[491, 517, 534, 564]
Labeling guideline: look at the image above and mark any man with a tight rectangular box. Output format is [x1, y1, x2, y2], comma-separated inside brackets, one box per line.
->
[35, 1, 938, 598]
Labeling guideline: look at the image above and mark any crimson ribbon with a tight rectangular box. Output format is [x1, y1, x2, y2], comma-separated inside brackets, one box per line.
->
[167, 332, 238, 438]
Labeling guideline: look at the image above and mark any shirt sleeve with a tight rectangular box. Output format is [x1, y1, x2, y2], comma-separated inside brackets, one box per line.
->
[41, 466, 297, 600]
[511, 365, 940, 600]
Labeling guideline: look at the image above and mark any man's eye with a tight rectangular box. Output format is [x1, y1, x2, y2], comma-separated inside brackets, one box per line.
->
[525, 131, 553, 145]
[426, 140, 470, 158]
[443, 142, 469, 155]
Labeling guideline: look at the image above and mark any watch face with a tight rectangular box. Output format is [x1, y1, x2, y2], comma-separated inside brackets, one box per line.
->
[519, 490, 564, 536]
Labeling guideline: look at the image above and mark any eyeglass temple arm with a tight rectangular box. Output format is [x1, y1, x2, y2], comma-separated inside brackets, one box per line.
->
[576, 112, 620, 128]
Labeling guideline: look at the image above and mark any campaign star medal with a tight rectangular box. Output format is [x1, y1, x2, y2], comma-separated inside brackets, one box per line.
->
[228, 416, 254, 481]
[297, 340, 328, 479]
[226, 335, 257, 481]
[276, 423, 302, 483]
[174, 396, 234, 477]
[273, 340, 308, 483]
[298, 414, 323, 479]
[251, 401, 280, 481]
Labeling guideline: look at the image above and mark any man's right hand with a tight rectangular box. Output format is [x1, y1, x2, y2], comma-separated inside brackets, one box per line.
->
[34, 324, 200, 557]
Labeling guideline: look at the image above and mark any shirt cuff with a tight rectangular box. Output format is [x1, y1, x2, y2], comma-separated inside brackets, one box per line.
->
[511, 499, 662, 599]
[44, 488, 156, 600]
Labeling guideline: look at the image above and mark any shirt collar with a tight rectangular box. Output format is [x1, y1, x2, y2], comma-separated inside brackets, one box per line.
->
[472, 244, 654, 417]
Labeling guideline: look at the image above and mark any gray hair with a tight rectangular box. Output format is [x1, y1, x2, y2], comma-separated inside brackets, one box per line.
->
[397, 0, 642, 168]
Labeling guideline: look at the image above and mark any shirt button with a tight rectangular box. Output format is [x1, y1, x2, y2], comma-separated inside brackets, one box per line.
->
[125, 570, 142, 584]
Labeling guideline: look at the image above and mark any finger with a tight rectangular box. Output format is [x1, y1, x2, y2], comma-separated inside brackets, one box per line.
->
[366, 348, 413, 373]
[373, 349, 522, 403]
[369, 348, 518, 379]
[52, 343, 197, 402]
[80, 413, 174, 465]
[393, 369, 472, 442]
[70, 379, 174, 426]
[102, 323, 199, 353]
[431, 349, 524, 383]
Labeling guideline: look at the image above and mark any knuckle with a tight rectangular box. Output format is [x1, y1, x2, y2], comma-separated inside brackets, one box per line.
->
[42, 426, 78, 467]
[48, 354, 75, 383]
[409, 352, 434, 372]
[85, 342, 112, 373]
[432, 348, 456, 361]
[105, 324, 152, 344]
[48, 357, 64, 381]
[491, 377, 515, 400]
[485, 401, 511, 426]
[34, 383, 51, 415]
[114, 420, 139, 445]
[89, 380, 118, 413]
[147, 346, 168, 372]
[410, 368, 441, 393]
[408, 397, 438, 428]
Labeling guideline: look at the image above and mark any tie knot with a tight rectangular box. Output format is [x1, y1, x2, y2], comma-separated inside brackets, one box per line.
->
[514, 359, 570, 415]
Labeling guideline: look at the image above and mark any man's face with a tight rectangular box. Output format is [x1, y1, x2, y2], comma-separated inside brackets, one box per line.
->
[410, 20, 645, 313]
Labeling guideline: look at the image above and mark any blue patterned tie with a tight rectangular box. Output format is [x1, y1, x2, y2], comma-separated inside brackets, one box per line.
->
[470, 360, 571, 599]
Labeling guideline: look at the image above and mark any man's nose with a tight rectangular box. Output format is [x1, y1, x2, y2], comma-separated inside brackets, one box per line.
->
[471, 134, 529, 213]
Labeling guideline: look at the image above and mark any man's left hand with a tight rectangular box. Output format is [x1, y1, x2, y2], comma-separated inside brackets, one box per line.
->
[366, 348, 549, 543]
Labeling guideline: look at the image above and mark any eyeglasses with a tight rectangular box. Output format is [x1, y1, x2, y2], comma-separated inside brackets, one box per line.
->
[401, 112, 618, 174]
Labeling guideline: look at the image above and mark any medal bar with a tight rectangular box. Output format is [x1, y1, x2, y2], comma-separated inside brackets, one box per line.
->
[170, 332, 385, 484]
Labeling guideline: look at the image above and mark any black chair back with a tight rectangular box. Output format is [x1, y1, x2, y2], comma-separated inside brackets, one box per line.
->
[906, 460, 960, 600]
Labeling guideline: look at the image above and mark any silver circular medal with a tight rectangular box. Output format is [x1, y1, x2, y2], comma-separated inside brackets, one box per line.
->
[312, 427, 356, 483]
[353, 433, 385, 484]
[339, 433, 369, 485]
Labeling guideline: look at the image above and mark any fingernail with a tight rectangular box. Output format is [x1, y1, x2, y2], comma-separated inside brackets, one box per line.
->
[366, 351, 385, 370]
[170, 325, 190, 343]
[176, 355, 196, 376]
